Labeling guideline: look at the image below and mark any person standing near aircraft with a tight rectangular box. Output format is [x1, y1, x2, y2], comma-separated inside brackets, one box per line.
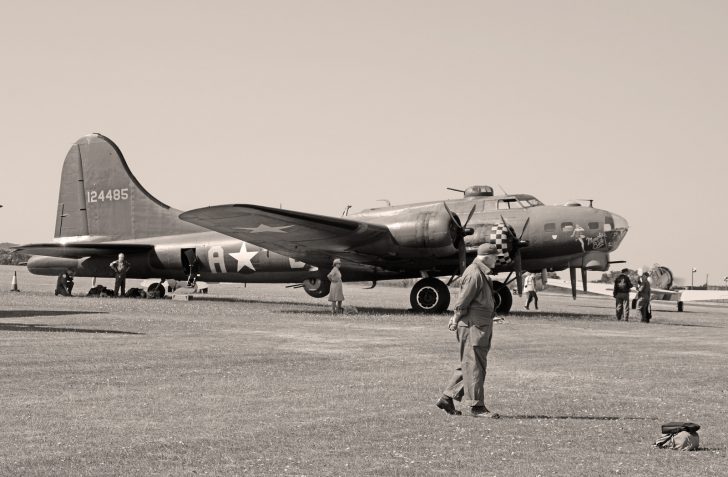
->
[524, 272, 538, 310]
[636, 271, 652, 322]
[327, 258, 344, 314]
[436, 243, 499, 418]
[109, 253, 131, 297]
[613, 268, 633, 321]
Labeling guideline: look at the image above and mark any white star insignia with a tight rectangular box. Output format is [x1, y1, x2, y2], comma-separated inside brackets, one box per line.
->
[236, 224, 294, 234]
[229, 242, 259, 271]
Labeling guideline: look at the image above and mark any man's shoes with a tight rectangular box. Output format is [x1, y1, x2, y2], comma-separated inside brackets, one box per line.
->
[524, 305, 529, 310]
[462, 406, 500, 418]
[436, 396, 461, 415]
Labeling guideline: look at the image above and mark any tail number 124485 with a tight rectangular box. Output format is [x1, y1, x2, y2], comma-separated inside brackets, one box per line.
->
[87, 188, 130, 203]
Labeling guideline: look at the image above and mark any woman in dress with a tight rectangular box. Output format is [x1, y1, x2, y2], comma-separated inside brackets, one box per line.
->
[327, 258, 345, 314]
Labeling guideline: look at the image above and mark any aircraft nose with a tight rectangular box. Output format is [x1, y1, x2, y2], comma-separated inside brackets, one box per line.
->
[612, 212, 629, 232]
[607, 212, 629, 251]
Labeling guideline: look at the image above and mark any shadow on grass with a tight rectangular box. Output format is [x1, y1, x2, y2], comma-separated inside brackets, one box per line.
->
[0, 323, 142, 334]
[511, 311, 613, 321]
[192, 296, 327, 308]
[190, 295, 453, 316]
[0, 310, 103, 319]
[276, 307, 449, 316]
[500, 414, 656, 421]
[543, 303, 616, 310]
[653, 321, 723, 329]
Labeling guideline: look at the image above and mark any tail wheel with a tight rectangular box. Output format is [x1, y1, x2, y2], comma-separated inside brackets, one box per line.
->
[147, 282, 166, 299]
[410, 278, 451, 313]
[492, 280, 512, 314]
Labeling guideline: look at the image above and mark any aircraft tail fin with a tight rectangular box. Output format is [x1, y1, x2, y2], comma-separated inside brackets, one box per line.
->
[54, 134, 202, 240]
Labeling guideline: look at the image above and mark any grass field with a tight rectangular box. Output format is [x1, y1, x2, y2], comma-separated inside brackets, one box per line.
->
[1, 265, 726, 476]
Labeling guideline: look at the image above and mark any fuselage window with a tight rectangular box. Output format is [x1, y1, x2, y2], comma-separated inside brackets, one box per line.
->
[544, 223, 556, 232]
[588, 222, 599, 230]
[561, 222, 574, 232]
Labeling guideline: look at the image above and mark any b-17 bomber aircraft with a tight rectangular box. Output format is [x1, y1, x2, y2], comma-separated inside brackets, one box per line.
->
[18, 134, 629, 313]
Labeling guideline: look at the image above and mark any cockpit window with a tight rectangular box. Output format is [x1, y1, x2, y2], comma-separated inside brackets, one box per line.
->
[497, 195, 544, 210]
[604, 216, 614, 232]
[497, 199, 522, 210]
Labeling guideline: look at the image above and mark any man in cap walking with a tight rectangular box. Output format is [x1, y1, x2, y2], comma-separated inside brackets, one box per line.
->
[436, 242, 500, 418]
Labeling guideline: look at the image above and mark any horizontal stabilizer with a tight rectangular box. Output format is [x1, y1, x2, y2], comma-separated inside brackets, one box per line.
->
[13, 242, 153, 259]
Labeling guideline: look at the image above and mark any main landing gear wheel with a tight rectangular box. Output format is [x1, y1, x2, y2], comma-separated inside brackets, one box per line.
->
[410, 278, 451, 313]
[302, 277, 331, 298]
[492, 280, 512, 315]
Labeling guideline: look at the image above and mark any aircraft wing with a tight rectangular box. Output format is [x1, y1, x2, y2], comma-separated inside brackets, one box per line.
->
[548, 279, 728, 304]
[180, 204, 397, 266]
[547, 279, 615, 296]
[677, 289, 728, 302]
[12, 243, 153, 259]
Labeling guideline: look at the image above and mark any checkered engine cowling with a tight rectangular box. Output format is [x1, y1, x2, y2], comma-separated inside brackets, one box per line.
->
[488, 223, 514, 267]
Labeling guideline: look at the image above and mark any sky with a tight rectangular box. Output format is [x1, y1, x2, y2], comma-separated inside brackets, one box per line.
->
[1, 1, 726, 285]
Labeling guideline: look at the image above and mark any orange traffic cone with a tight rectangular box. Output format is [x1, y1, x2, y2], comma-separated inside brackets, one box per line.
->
[10, 271, 19, 291]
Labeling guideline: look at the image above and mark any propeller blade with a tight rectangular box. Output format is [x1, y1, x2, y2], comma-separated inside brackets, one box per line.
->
[581, 267, 588, 292]
[514, 250, 524, 296]
[457, 238, 467, 275]
[499, 215, 518, 240]
[462, 204, 477, 229]
[443, 202, 459, 225]
[518, 217, 530, 241]
[569, 266, 577, 300]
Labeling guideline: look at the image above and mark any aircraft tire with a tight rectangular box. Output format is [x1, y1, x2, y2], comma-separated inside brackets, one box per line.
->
[147, 282, 166, 299]
[492, 280, 512, 314]
[303, 277, 331, 298]
[410, 278, 450, 313]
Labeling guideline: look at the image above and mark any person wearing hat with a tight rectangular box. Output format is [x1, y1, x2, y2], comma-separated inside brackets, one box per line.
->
[109, 252, 131, 297]
[436, 242, 500, 418]
[327, 258, 345, 314]
[613, 268, 633, 321]
[636, 270, 652, 322]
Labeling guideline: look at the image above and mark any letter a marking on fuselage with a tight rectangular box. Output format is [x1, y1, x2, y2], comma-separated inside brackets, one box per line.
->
[208, 246, 228, 273]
